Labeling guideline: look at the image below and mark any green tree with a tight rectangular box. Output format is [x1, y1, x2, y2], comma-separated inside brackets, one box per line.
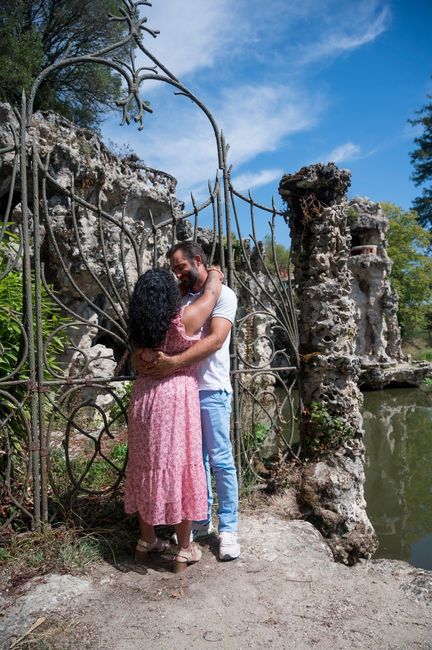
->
[409, 91, 432, 229]
[263, 235, 290, 273]
[0, 0, 128, 129]
[384, 202, 432, 336]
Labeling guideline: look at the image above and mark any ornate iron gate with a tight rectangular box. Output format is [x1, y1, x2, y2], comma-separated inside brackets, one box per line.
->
[0, 1, 300, 531]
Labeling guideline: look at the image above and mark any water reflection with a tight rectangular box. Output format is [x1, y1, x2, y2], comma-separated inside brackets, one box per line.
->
[363, 387, 432, 570]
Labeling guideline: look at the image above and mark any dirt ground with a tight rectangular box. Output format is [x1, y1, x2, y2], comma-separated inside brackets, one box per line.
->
[1, 511, 431, 650]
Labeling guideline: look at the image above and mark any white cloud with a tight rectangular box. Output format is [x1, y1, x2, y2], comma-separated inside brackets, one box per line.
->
[104, 83, 322, 197]
[134, 1, 391, 84]
[136, 0, 239, 78]
[102, 1, 391, 199]
[231, 169, 283, 193]
[296, 3, 391, 65]
[220, 85, 320, 167]
[323, 141, 362, 163]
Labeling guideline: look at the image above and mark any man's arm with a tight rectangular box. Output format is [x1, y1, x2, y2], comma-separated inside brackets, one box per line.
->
[134, 317, 233, 379]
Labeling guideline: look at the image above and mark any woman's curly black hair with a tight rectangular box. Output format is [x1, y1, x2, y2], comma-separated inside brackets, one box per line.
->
[128, 268, 181, 349]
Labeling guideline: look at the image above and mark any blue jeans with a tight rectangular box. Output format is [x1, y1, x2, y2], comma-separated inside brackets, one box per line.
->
[196, 390, 238, 532]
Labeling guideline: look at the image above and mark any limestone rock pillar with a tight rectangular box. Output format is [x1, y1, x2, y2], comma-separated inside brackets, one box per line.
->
[279, 163, 378, 565]
[347, 197, 405, 366]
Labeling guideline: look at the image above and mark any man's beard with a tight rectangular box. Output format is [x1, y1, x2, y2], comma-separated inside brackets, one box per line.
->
[180, 266, 200, 291]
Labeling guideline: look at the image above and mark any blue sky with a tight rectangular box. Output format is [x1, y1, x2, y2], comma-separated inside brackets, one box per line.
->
[102, 0, 432, 241]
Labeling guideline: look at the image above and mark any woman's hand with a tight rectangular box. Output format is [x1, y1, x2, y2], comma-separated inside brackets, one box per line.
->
[132, 348, 177, 378]
[181, 265, 223, 336]
[139, 348, 159, 363]
[207, 265, 224, 282]
[131, 348, 159, 374]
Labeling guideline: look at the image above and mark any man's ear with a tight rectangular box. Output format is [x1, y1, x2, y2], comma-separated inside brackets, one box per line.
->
[193, 254, 203, 266]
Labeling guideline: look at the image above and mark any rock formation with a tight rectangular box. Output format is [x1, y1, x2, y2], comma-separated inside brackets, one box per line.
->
[347, 196, 432, 388]
[0, 102, 182, 400]
[279, 163, 378, 565]
[347, 197, 404, 366]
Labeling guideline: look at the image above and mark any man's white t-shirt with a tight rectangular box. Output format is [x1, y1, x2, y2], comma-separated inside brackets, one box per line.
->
[181, 284, 237, 393]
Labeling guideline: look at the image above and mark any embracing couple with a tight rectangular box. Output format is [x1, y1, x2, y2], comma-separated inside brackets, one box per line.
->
[124, 241, 240, 573]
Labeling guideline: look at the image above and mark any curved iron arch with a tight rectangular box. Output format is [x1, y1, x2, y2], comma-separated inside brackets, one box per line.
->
[0, 0, 301, 529]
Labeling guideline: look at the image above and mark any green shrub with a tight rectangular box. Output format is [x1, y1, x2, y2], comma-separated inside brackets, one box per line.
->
[414, 348, 432, 361]
[110, 381, 132, 422]
[244, 421, 270, 450]
[49, 441, 127, 495]
[308, 402, 355, 455]
[0, 234, 69, 380]
[0, 229, 72, 492]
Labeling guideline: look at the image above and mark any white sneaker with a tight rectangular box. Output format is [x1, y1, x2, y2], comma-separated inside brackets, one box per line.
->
[219, 531, 240, 561]
[192, 521, 216, 541]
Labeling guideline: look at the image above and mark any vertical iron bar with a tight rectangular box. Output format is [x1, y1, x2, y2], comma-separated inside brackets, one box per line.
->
[191, 193, 198, 242]
[32, 139, 48, 523]
[208, 179, 217, 266]
[220, 133, 242, 487]
[20, 93, 41, 529]
[170, 199, 177, 248]
[3, 126, 19, 224]
[216, 177, 225, 271]
[148, 208, 158, 267]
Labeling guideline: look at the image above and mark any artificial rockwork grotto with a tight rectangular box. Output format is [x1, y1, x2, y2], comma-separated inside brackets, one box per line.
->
[1, 106, 421, 563]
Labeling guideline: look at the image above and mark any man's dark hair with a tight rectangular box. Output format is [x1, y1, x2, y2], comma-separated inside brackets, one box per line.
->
[167, 241, 207, 266]
[128, 268, 181, 349]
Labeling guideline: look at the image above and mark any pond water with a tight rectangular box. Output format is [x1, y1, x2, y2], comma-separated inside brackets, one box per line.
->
[363, 387, 432, 570]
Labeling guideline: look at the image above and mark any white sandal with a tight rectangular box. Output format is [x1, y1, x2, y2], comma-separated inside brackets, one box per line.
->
[172, 543, 202, 573]
[135, 537, 170, 562]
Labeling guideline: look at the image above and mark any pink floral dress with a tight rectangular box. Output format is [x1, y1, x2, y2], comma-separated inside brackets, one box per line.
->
[124, 308, 207, 525]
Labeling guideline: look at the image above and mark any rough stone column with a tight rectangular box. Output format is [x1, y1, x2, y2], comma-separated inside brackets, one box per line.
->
[347, 197, 405, 366]
[279, 163, 378, 565]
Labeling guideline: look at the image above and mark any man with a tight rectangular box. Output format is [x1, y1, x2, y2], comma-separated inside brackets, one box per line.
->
[134, 241, 240, 561]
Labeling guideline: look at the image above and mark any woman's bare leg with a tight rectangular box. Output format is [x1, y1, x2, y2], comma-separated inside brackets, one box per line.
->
[172, 520, 201, 572]
[138, 515, 156, 543]
[174, 520, 192, 549]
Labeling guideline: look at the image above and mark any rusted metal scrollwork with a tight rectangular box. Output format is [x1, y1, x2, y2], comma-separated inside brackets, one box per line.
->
[0, 0, 300, 530]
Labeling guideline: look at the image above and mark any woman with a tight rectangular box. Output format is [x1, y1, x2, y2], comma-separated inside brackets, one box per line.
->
[125, 266, 223, 572]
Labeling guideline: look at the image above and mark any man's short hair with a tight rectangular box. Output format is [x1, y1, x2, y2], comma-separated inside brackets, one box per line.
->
[167, 241, 207, 266]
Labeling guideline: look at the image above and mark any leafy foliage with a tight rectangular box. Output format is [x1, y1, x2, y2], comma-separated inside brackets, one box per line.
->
[0, 0, 129, 129]
[263, 235, 290, 273]
[409, 91, 432, 229]
[110, 381, 132, 422]
[243, 421, 270, 452]
[308, 402, 354, 455]
[0, 235, 69, 380]
[415, 348, 432, 362]
[384, 202, 432, 336]
[49, 442, 127, 495]
[0, 231, 71, 474]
